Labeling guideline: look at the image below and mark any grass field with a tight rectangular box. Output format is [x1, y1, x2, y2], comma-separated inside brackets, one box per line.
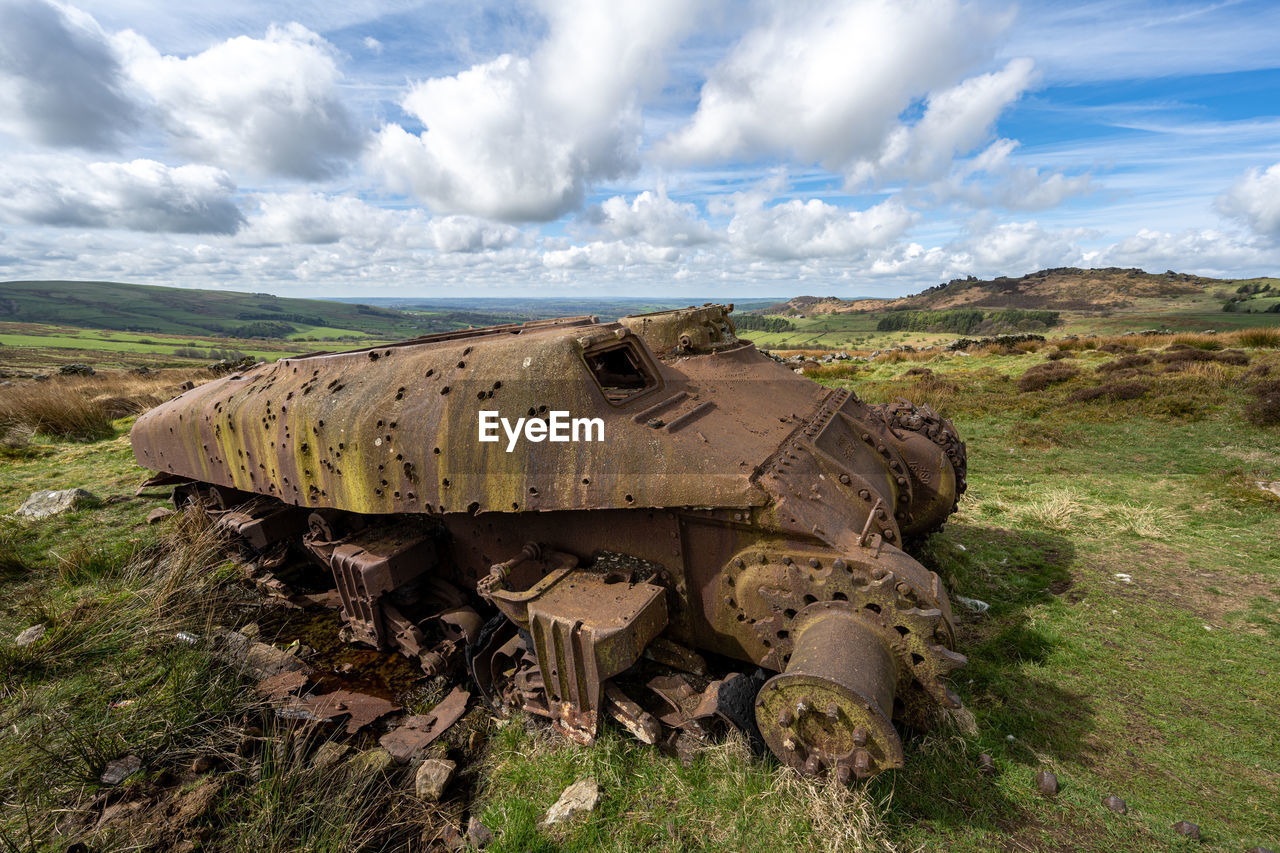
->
[2, 331, 1278, 851]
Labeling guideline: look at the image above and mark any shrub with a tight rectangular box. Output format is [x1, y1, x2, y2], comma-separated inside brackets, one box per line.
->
[1246, 379, 1280, 426]
[1097, 354, 1153, 373]
[1017, 362, 1078, 392]
[1068, 381, 1151, 403]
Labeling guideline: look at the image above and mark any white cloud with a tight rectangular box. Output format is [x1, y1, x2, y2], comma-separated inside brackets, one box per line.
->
[1216, 163, 1280, 241]
[362, 36, 383, 54]
[957, 220, 1087, 272]
[0, 0, 141, 148]
[115, 22, 361, 179]
[0, 157, 242, 233]
[1096, 227, 1278, 274]
[241, 192, 527, 253]
[727, 195, 917, 260]
[848, 58, 1036, 187]
[930, 138, 1095, 211]
[591, 189, 715, 246]
[662, 0, 1014, 174]
[368, 0, 702, 221]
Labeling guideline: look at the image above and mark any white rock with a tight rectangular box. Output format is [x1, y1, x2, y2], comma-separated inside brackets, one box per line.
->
[1113, 573, 1133, 583]
[955, 596, 990, 614]
[16, 488, 101, 519]
[15, 624, 46, 646]
[414, 758, 456, 801]
[542, 778, 601, 826]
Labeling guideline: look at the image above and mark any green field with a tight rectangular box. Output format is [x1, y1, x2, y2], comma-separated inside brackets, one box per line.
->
[2, 330, 1277, 851]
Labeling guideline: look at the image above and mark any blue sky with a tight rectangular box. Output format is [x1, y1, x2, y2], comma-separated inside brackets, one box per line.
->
[0, 0, 1278, 298]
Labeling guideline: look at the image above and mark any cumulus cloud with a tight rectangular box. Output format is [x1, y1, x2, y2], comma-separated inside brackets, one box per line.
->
[847, 58, 1036, 186]
[242, 192, 526, 253]
[726, 195, 917, 260]
[0, 0, 141, 148]
[116, 23, 362, 180]
[931, 138, 1095, 210]
[590, 190, 715, 247]
[662, 0, 1014, 174]
[362, 36, 383, 54]
[0, 157, 243, 233]
[368, 0, 702, 221]
[956, 220, 1087, 271]
[1216, 163, 1280, 240]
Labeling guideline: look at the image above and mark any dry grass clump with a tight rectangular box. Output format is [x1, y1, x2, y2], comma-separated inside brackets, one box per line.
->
[1017, 361, 1079, 392]
[1234, 327, 1280, 348]
[1168, 332, 1222, 351]
[1096, 353, 1153, 374]
[1044, 348, 1076, 360]
[0, 370, 203, 441]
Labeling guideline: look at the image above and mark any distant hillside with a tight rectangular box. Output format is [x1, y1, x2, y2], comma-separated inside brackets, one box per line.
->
[766, 267, 1257, 316]
[0, 280, 429, 338]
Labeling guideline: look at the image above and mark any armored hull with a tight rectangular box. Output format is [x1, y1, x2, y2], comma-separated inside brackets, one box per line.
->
[131, 304, 968, 780]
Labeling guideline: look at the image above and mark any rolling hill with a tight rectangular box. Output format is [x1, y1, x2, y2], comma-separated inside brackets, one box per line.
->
[0, 280, 431, 338]
[764, 267, 1278, 315]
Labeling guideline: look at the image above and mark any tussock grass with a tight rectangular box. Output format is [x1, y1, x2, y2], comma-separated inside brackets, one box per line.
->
[0, 369, 205, 441]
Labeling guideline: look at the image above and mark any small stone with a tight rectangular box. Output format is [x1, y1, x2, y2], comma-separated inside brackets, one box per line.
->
[100, 754, 143, 785]
[414, 758, 456, 802]
[542, 777, 601, 826]
[467, 816, 493, 848]
[977, 753, 997, 775]
[147, 507, 176, 524]
[1102, 795, 1127, 814]
[191, 754, 216, 774]
[351, 748, 394, 775]
[1035, 770, 1059, 796]
[311, 741, 350, 771]
[1172, 820, 1200, 841]
[15, 624, 46, 647]
[16, 488, 101, 520]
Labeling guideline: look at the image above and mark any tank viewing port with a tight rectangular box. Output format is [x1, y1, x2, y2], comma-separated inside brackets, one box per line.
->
[754, 603, 904, 781]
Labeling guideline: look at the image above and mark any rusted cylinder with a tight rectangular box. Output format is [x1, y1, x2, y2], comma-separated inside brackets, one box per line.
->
[754, 604, 904, 780]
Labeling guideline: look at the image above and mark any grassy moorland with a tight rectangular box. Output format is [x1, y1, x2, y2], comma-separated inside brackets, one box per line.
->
[1, 327, 1278, 852]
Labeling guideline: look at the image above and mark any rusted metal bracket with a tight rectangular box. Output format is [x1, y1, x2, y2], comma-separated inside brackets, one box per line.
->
[481, 545, 669, 743]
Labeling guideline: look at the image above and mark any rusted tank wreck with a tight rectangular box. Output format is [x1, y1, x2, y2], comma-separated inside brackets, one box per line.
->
[130, 304, 968, 781]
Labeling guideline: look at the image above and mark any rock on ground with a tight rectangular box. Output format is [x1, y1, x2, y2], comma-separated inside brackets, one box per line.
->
[100, 754, 143, 785]
[467, 816, 493, 848]
[1172, 820, 1200, 841]
[414, 758, 456, 802]
[542, 778, 601, 826]
[15, 624, 46, 646]
[1035, 770, 1059, 796]
[16, 489, 101, 520]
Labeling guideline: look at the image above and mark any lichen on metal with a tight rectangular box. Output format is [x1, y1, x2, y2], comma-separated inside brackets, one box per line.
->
[131, 303, 968, 780]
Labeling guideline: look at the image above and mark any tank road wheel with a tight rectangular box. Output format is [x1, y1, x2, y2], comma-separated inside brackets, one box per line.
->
[754, 604, 905, 781]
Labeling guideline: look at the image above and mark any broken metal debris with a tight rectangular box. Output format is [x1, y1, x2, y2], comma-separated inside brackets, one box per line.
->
[130, 303, 969, 781]
[380, 686, 471, 763]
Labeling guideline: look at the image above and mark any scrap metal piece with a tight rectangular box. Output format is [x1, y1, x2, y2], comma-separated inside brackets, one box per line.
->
[279, 690, 399, 734]
[603, 682, 662, 744]
[379, 687, 471, 763]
